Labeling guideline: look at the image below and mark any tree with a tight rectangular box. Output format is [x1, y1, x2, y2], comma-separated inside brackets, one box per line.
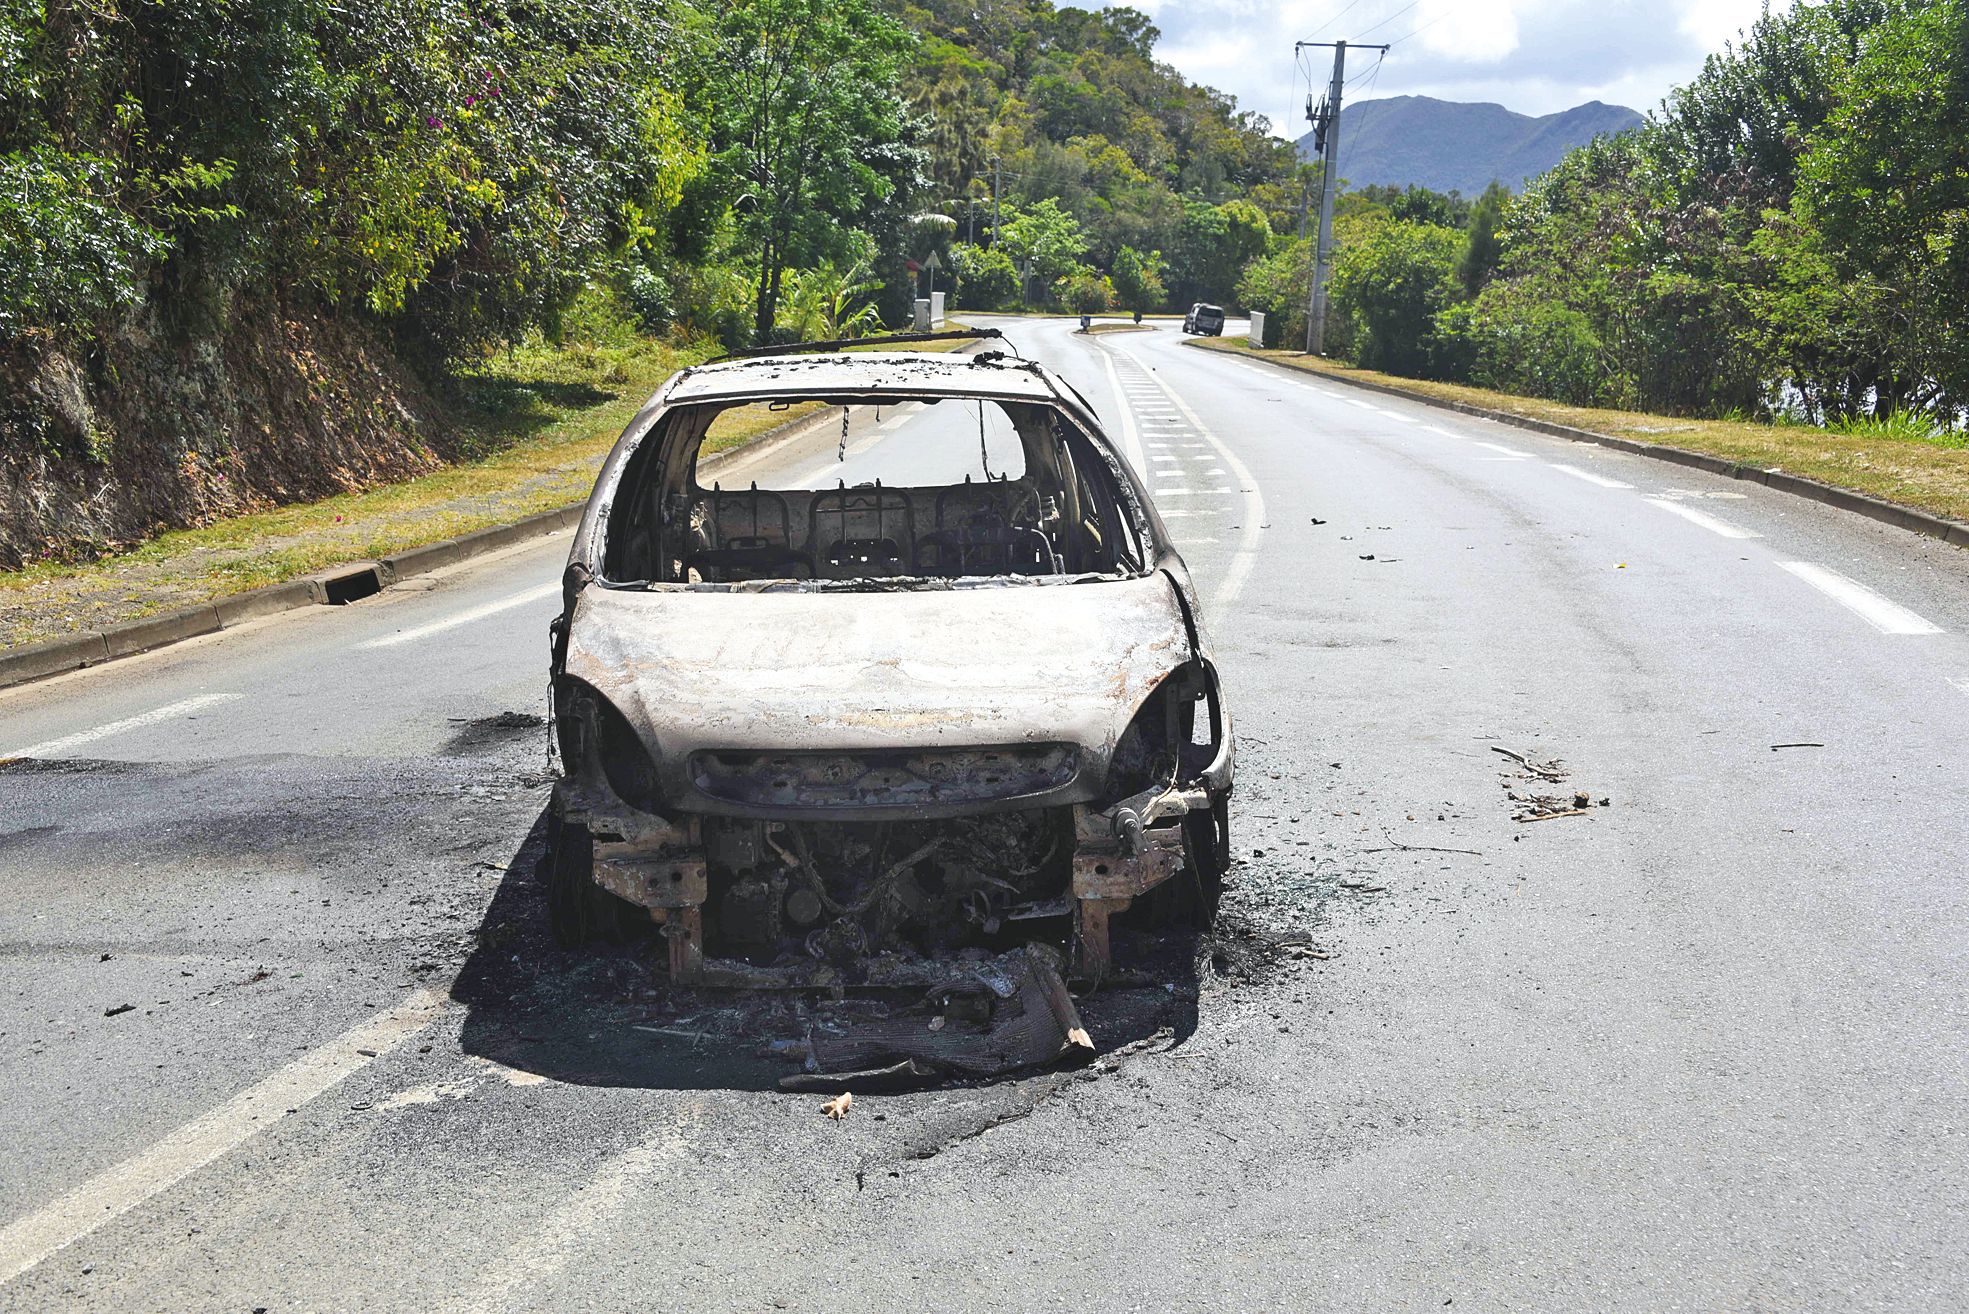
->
[703, 0, 916, 341]
[996, 198, 1088, 290]
[1458, 181, 1509, 297]
[1110, 245, 1166, 311]
[1329, 220, 1467, 377]
[950, 241, 1019, 309]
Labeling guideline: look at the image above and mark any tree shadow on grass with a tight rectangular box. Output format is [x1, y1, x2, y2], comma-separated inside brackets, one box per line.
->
[450, 805, 1201, 1093]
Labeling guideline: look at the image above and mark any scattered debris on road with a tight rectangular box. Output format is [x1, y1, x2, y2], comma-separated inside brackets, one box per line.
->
[1771, 742, 1824, 751]
[822, 1092, 853, 1120]
[103, 1003, 134, 1017]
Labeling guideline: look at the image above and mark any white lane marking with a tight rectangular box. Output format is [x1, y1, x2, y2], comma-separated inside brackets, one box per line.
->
[0, 991, 446, 1286]
[1114, 339, 1268, 622]
[438, 1106, 704, 1313]
[1345, 398, 1380, 411]
[1151, 456, 1180, 464]
[1777, 562, 1942, 635]
[1157, 510, 1207, 518]
[1097, 347, 1149, 476]
[3, 693, 241, 760]
[1379, 411, 1415, 424]
[875, 401, 926, 431]
[1549, 463, 1633, 489]
[1948, 676, 1969, 697]
[1473, 441, 1528, 457]
[1154, 488, 1234, 497]
[1646, 498, 1761, 539]
[359, 582, 561, 649]
[1423, 425, 1460, 439]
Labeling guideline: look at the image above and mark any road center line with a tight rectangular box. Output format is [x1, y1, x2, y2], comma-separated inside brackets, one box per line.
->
[1645, 498, 1760, 539]
[1777, 562, 1942, 635]
[360, 582, 562, 650]
[0, 991, 447, 1286]
[1473, 441, 1528, 457]
[1549, 463, 1634, 489]
[3, 692, 241, 760]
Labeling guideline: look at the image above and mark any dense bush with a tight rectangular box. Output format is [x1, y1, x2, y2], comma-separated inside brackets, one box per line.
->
[1328, 221, 1466, 378]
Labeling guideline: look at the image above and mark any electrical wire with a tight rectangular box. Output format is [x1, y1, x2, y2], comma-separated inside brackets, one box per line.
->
[1353, 0, 1423, 41]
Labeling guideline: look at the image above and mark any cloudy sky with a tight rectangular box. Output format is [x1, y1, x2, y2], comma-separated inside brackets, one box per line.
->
[1125, 0, 1790, 132]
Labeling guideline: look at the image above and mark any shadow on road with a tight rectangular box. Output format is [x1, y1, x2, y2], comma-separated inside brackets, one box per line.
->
[450, 805, 1201, 1093]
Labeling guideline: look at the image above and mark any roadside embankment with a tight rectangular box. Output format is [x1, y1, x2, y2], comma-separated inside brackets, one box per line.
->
[1195, 337, 1969, 545]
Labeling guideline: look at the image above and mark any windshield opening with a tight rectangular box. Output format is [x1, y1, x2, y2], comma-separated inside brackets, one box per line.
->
[601, 395, 1142, 586]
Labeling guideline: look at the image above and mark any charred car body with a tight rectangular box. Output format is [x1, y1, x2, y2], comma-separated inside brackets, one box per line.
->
[545, 334, 1232, 991]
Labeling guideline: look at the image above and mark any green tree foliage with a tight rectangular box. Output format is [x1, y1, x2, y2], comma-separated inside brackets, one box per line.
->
[996, 198, 1088, 289]
[1458, 182, 1509, 297]
[1109, 245, 1166, 311]
[702, 0, 918, 339]
[1396, 0, 1969, 428]
[950, 241, 1019, 310]
[889, 0, 1295, 308]
[1328, 221, 1466, 378]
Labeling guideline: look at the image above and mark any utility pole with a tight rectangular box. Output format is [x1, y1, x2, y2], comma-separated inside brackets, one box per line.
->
[1296, 39, 1387, 354]
[990, 155, 1002, 248]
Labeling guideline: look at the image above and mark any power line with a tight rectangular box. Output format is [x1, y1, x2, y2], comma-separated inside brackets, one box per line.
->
[1306, 0, 1367, 39]
[1354, 0, 1424, 42]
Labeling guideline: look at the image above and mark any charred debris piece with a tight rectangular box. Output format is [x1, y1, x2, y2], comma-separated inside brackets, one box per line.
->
[1491, 746, 1610, 821]
[780, 942, 1093, 1092]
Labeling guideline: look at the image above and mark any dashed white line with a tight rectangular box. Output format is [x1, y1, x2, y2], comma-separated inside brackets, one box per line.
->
[1549, 463, 1634, 489]
[1153, 487, 1234, 497]
[1473, 442, 1528, 458]
[0, 991, 446, 1286]
[359, 582, 561, 649]
[1948, 676, 1969, 697]
[1777, 562, 1942, 635]
[3, 692, 241, 760]
[1422, 424, 1460, 439]
[1345, 398, 1380, 411]
[1646, 499, 1760, 539]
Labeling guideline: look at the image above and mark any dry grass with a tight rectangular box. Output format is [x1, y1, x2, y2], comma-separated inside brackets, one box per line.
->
[1, 327, 977, 650]
[1198, 338, 1969, 527]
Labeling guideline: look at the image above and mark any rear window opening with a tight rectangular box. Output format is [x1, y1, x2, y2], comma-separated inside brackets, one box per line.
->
[601, 394, 1145, 587]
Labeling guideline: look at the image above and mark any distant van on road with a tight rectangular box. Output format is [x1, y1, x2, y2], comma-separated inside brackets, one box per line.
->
[1184, 303, 1225, 336]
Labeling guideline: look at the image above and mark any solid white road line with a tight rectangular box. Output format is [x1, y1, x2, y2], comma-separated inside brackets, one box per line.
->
[1550, 463, 1633, 489]
[1948, 676, 1969, 697]
[1345, 398, 1379, 411]
[1473, 441, 1528, 457]
[0, 991, 446, 1286]
[1777, 562, 1943, 635]
[1422, 424, 1460, 439]
[1153, 488, 1234, 497]
[1108, 341, 1267, 624]
[360, 582, 561, 650]
[3, 692, 241, 760]
[1646, 498, 1761, 539]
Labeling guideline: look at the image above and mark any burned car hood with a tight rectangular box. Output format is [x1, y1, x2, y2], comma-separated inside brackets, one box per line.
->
[565, 573, 1191, 783]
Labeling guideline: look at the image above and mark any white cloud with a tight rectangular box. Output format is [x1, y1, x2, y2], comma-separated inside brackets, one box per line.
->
[1416, 0, 1522, 62]
[1677, 0, 1782, 52]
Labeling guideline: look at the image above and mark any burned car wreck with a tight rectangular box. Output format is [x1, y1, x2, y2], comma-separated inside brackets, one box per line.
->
[542, 334, 1231, 1074]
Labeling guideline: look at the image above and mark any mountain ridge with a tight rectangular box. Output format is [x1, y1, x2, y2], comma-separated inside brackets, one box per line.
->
[1296, 95, 1645, 195]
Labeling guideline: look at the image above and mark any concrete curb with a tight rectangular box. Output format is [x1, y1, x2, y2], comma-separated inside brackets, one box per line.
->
[1194, 340, 1969, 551]
[1, 335, 991, 692]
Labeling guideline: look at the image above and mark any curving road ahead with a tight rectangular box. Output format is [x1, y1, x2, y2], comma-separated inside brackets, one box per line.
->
[1, 313, 1964, 1311]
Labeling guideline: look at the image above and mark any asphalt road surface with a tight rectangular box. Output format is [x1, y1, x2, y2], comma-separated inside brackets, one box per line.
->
[3, 314, 1965, 1311]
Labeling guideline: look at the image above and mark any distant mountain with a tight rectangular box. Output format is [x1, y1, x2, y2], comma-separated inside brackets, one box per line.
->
[1295, 96, 1644, 195]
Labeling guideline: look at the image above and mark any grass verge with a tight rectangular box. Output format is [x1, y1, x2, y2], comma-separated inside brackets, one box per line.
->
[1199, 338, 1969, 528]
[2, 325, 974, 651]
